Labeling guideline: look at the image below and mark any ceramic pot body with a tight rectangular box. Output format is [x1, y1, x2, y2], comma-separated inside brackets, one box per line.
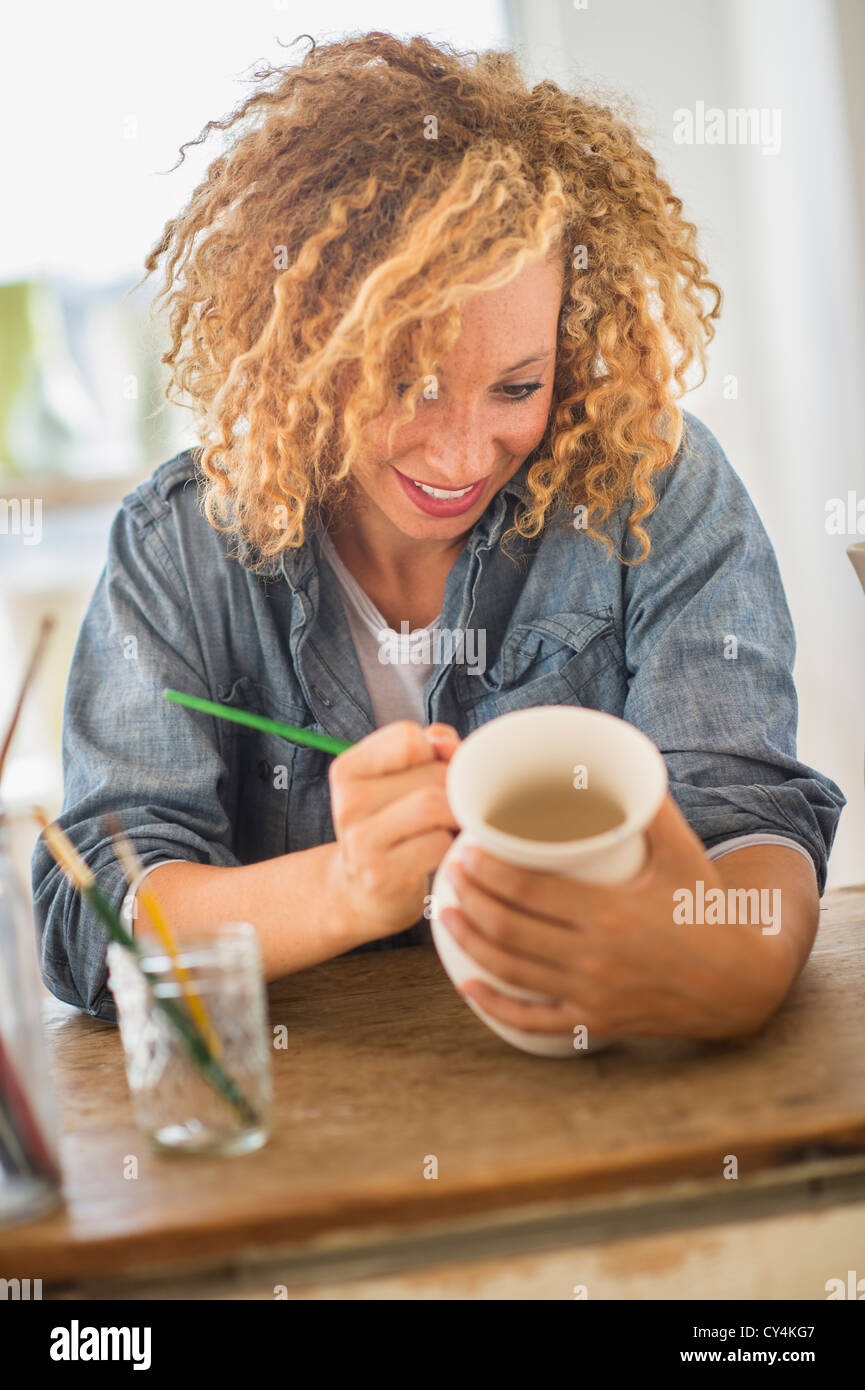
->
[429, 706, 669, 1057]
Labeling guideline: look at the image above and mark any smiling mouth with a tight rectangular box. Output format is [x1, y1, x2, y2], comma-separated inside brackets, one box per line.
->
[394, 469, 490, 499]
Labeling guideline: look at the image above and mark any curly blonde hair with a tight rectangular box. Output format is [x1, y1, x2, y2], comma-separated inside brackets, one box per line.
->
[139, 31, 721, 570]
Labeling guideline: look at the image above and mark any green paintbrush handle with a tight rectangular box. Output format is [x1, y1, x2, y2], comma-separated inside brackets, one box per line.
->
[153, 994, 260, 1128]
[163, 688, 353, 756]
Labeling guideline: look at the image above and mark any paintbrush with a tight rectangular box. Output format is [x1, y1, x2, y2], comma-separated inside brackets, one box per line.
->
[0, 616, 55, 783]
[36, 814, 260, 1128]
[163, 688, 353, 755]
[105, 814, 223, 1060]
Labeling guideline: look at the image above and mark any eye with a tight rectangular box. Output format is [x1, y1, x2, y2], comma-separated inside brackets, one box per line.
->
[498, 382, 543, 401]
[394, 380, 545, 402]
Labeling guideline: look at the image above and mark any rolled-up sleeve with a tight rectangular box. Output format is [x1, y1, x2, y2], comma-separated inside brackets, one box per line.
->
[620, 412, 846, 894]
[31, 497, 241, 1022]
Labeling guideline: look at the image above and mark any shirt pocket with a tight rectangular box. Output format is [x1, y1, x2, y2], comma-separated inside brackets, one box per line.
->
[453, 608, 625, 729]
[215, 675, 308, 864]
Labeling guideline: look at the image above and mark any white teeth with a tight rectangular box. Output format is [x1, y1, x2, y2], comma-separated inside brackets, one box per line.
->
[413, 480, 475, 499]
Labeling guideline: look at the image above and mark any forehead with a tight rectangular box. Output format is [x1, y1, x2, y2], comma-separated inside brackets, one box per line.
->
[418, 257, 564, 369]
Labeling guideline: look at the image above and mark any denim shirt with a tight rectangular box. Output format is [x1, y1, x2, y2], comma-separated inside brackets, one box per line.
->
[31, 409, 846, 1021]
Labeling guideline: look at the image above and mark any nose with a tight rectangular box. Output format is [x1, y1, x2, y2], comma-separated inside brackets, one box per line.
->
[416, 398, 496, 483]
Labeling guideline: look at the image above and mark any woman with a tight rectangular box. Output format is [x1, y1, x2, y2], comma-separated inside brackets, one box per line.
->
[32, 33, 845, 1040]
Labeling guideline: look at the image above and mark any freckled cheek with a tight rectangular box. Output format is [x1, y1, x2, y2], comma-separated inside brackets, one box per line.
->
[506, 398, 552, 453]
[360, 414, 401, 461]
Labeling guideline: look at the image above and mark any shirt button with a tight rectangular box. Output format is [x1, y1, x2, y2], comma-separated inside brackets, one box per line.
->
[258, 759, 272, 781]
[312, 686, 333, 708]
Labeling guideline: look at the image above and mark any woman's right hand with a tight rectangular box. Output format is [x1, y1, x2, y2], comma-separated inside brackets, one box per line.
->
[326, 719, 462, 944]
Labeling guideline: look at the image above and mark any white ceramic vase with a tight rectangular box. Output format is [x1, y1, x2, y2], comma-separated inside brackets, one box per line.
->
[429, 705, 668, 1058]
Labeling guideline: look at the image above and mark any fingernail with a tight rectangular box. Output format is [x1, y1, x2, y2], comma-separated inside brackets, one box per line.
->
[425, 725, 458, 745]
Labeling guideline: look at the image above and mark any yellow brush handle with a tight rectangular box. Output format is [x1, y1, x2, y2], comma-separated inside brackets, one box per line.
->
[138, 886, 223, 1060]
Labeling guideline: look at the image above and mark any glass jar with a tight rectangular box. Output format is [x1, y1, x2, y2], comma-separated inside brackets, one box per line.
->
[107, 921, 271, 1156]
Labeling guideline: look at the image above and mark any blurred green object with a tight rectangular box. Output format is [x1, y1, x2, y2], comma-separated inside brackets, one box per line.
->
[0, 275, 191, 481]
[0, 284, 36, 478]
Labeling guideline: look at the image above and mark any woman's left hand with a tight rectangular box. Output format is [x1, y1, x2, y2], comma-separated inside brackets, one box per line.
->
[439, 793, 788, 1042]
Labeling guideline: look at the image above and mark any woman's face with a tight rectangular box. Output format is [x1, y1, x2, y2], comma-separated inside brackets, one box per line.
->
[345, 253, 564, 548]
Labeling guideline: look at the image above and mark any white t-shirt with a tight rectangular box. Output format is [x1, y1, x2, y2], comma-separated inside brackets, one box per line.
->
[318, 529, 439, 726]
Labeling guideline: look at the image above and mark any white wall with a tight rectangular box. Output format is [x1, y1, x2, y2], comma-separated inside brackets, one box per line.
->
[0, 0, 508, 282]
[505, 0, 865, 888]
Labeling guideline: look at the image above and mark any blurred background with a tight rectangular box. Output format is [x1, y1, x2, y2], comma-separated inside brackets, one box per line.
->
[1, 0, 863, 886]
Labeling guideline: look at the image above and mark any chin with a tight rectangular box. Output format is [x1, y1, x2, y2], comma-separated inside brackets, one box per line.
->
[393, 510, 471, 537]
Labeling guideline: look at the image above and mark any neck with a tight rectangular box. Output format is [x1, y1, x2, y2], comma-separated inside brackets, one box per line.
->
[324, 485, 469, 582]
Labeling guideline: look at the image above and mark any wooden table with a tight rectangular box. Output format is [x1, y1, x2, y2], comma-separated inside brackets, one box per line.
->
[3, 888, 865, 1300]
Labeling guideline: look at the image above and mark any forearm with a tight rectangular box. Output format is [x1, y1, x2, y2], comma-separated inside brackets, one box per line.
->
[712, 844, 821, 1028]
[138, 843, 363, 982]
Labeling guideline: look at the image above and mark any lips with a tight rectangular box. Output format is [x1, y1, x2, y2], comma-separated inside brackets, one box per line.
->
[393, 467, 490, 517]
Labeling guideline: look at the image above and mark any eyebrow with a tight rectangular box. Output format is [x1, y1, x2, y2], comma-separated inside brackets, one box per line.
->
[500, 350, 555, 373]
[430, 350, 554, 379]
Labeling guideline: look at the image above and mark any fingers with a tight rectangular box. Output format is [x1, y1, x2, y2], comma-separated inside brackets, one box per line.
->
[424, 722, 461, 760]
[385, 829, 460, 885]
[449, 845, 596, 926]
[444, 859, 574, 963]
[331, 757, 449, 826]
[329, 721, 462, 924]
[441, 905, 570, 997]
[425, 723, 460, 741]
[459, 983, 587, 1036]
[339, 783, 459, 880]
[334, 719, 458, 780]
[329, 721, 459, 821]
[338, 828, 457, 905]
